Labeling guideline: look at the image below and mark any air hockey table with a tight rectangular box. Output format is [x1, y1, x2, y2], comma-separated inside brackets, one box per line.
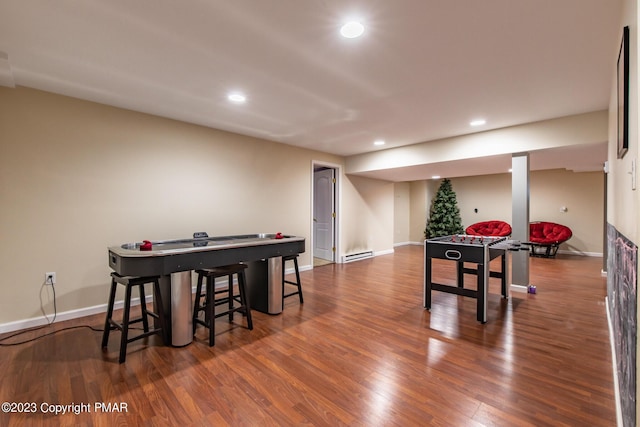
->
[108, 233, 305, 346]
[424, 234, 512, 323]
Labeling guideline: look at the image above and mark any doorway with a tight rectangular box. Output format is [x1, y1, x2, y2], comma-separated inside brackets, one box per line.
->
[312, 163, 338, 267]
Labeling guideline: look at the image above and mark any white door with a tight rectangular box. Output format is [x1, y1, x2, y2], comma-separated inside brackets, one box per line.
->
[313, 168, 335, 261]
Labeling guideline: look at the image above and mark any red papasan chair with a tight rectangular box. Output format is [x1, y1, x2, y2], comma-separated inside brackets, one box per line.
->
[528, 221, 572, 258]
[465, 220, 512, 237]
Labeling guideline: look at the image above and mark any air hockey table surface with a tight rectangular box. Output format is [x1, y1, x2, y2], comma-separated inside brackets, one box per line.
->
[108, 233, 305, 346]
[114, 234, 298, 253]
[109, 233, 305, 277]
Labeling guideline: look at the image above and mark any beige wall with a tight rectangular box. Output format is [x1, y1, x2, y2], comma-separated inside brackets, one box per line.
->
[609, 0, 639, 242]
[409, 180, 428, 242]
[393, 182, 410, 245]
[450, 169, 605, 254]
[0, 87, 395, 326]
[398, 170, 604, 254]
[608, 0, 639, 420]
[341, 175, 394, 255]
[451, 174, 513, 225]
[530, 169, 604, 254]
[406, 179, 439, 243]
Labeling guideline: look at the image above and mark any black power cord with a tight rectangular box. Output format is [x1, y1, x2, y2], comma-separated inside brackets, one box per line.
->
[0, 281, 105, 347]
[45, 277, 57, 325]
[0, 324, 105, 346]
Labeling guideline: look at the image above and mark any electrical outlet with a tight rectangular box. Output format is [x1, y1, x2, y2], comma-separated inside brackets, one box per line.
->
[45, 272, 56, 285]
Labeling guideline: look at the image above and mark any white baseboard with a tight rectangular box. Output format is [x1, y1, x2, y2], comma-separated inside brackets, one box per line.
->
[338, 249, 395, 264]
[299, 264, 312, 272]
[374, 249, 394, 257]
[558, 249, 603, 257]
[286, 264, 312, 274]
[0, 296, 148, 334]
[393, 241, 412, 247]
[342, 251, 374, 263]
[1, 264, 315, 334]
[396, 241, 425, 246]
[605, 296, 623, 427]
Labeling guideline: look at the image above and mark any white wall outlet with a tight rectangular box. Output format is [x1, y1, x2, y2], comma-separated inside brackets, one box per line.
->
[45, 272, 56, 285]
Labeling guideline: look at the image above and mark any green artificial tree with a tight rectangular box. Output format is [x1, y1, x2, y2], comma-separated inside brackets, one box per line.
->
[424, 178, 464, 239]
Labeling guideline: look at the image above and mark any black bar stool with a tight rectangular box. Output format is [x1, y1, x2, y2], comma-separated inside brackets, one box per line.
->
[193, 264, 253, 346]
[282, 254, 303, 304]
[101, 272, 165, 363]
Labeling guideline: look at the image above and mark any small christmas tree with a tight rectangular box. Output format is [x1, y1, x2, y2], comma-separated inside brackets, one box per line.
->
[424, 178, 464, 238]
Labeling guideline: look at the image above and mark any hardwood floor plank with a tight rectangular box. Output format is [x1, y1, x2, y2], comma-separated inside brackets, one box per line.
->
[0, 246, 616, 426]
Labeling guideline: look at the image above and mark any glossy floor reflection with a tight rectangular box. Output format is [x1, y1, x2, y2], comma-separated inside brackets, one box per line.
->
[0, 246, 615, 426]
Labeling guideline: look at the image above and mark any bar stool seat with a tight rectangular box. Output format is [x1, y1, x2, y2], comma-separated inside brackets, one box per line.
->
[193, 263, 253, 346]
[101, 272, 165, 363]
[282, 254, 303, 304]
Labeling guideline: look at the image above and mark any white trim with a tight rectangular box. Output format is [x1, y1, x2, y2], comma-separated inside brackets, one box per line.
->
[557, 249, 603, 257]
[2, 262, 317, 334]
[0, 295, 153, 334]
[340, 248, 395, 263]
[605, 296, 623, 427]
[285, 264, 312, 275]
[311, 160, 342, 265]
[394, 241, 425, 247]
[342, 251, 374, 263]
[393, 241, 412, 247]
[375, 249, 394, 257]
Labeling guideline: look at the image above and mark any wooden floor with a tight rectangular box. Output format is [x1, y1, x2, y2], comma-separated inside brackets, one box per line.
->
[0, 246, 616, 426]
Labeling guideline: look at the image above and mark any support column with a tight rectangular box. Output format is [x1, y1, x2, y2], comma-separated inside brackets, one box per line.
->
[511, 153, 530, 290]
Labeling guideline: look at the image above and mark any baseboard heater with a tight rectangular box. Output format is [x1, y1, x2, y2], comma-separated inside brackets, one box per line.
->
[342, 250, 374, 263]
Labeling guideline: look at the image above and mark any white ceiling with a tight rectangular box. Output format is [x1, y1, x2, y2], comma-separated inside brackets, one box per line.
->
[0, 1, 621, 179]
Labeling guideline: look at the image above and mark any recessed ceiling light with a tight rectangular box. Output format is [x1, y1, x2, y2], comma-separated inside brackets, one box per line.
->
[374, 140, 385, 146]
[340, 21, 364, 38]
[432, 175, 441, 179]
[470, 119, 486, 126]
[228, 93, 246, 103]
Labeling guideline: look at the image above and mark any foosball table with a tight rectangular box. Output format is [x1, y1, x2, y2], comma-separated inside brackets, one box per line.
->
[424, 234, 510, 323]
